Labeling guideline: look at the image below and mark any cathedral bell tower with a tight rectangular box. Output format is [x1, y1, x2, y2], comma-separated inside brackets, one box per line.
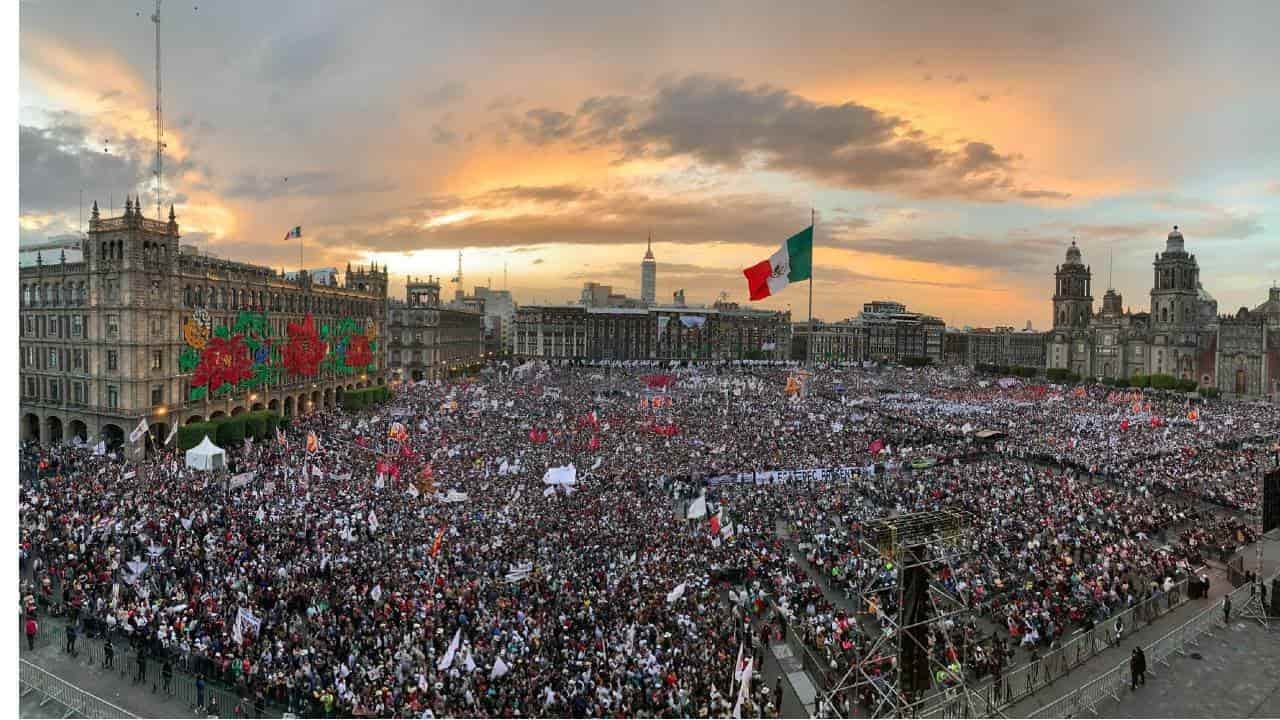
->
[1053, 241, 1093, 330]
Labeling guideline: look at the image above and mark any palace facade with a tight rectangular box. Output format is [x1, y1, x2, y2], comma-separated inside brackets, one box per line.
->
[19, 199, 389, 450]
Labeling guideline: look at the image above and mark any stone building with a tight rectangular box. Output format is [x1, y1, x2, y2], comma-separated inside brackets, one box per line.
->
[513, 302, 790, 362]
[1045, 227, 1277, 398]
[944, 327, 1045, 368]
[18, 199, 388, 450]
[1215, 286, 1280, 397]
[386, 276, 486, 382]
[794, 301, 945, 364]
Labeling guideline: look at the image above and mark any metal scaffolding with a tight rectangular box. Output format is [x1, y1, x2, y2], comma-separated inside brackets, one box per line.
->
[825, 508, 995, 718]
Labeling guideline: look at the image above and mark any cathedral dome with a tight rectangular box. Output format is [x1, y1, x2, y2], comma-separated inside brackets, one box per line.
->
[1166, 225, 1185, 253]
[1064, 240, 1082, 265]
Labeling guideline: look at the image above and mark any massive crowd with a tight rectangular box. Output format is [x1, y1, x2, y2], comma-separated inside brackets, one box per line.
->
[17, 362, 1280, 718]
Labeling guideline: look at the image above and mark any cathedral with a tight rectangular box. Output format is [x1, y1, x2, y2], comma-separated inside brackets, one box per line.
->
[1046, 227, 1279, 398]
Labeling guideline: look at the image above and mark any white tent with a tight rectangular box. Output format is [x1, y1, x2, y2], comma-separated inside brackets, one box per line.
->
[185, 435, 226, 471]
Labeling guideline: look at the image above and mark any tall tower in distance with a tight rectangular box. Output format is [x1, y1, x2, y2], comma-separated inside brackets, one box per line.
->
[641, 232, 656, 305]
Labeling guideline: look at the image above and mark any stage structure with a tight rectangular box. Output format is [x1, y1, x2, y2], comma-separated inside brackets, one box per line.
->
[823, 508, 993, 718]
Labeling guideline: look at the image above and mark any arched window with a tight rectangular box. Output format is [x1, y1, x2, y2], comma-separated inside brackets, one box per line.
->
[100, 241, 107, 259]
[1161, 307, 1168, 323]
[1059, 309, 1066, 325]
[20, 285, 28, 306]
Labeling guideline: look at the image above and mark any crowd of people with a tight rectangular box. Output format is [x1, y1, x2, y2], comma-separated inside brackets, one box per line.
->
[17, 361, 1279, 718]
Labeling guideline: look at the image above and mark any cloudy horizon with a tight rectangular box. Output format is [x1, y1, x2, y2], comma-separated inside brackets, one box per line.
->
[18, 0, 1280, 327]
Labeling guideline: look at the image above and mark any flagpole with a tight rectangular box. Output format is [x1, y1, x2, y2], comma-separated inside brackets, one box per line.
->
[807, 208, 815, 368]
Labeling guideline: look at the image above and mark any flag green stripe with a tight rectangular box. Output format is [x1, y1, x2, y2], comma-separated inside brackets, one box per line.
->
[785, 225, 813, 282]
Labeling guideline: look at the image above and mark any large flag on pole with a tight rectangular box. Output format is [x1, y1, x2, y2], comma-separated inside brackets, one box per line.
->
[742, 225, 813, 301]
[283, 226, 302, 242]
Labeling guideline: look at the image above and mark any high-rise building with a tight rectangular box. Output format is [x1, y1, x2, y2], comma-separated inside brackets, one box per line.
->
[641, 233, 656, 305]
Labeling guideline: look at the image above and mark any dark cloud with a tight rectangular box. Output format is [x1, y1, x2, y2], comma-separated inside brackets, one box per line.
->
[846, 234, 1063, 271]
[475, 185, 601, 206]
[315, 184, 814, 256]
[486, 95, 525, 111]
[575, 96, 636, 146]
[1017, 188, 1071, 200]
[421, 81, 467, 108]
[503, 73, 1066, 202]
[976, 93, 991, 102]
[530, 258, 544, 265]
[19, 120, 148, 215]
[510, 108, 576, 145]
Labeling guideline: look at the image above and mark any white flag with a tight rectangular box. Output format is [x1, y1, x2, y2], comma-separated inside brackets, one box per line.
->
[666, 582, 686, 603]
[686, 495, 707, 520]
[407, 484, 420, 498]
[464, 650, 477, 673]
[370, 584, 382, 602]
[368, 510, 379, 532]
[129, 417, 150, 443]
[733, 643, 746, 682]
[437, 629, 462, 670]
[164, 424, 179, 446]
[490, 656, 510, 679]
[732, 657, 754, 718]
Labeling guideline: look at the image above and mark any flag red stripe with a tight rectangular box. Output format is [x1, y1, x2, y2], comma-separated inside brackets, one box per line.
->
[742, 259, 773, 300]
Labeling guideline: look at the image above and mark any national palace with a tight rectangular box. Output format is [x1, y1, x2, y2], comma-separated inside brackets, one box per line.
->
[18, 198, 394, 451]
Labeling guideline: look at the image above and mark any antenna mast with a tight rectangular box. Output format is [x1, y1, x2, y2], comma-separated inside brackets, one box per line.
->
[152, 0, 163, 219]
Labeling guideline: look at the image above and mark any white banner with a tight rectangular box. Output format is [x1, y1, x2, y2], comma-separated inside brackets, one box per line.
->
[229, 472, 256, 491]
[542, 464, 577, 486]
[705, 466, 874, 485]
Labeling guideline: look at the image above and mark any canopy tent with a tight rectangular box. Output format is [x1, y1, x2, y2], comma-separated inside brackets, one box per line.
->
[973, 430, 1008, 441]
[185, 435, 226, 471]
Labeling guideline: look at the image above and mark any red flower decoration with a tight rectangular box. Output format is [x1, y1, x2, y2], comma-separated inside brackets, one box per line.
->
[345, 333, 374, 368]
[193, 334, 253, 392]
[283, 314, 327, 377]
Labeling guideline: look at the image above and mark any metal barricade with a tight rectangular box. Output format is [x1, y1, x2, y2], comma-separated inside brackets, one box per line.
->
[1026, 572, 1278, 719]
[20, 658, 138, 719]
[20, 614, 279, 717]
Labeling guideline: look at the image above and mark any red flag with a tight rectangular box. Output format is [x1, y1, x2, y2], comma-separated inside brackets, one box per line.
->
[430, 526, 447, 557]
[709, 512, 721, 536]
[869, 438, 884, 455]
[419, 463, 433, 480]
[1120, 419, 1130, 431]
[588, 435, 601, 450]
[400, 442, 415, 459]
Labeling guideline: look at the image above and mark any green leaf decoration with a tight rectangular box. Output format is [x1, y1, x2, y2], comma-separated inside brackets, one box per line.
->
[214, 325, 230, 339]
[179, 347, 199, 372]
[189, 386, 207, 401]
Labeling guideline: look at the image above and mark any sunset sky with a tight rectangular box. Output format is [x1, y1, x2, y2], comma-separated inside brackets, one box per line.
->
[17, 0, 1280, 327]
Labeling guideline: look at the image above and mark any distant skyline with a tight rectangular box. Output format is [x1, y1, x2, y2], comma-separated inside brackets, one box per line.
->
[18, 1, 1280, 326]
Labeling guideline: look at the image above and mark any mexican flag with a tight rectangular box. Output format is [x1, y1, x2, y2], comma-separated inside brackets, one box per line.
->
[743, 225, 813, 301]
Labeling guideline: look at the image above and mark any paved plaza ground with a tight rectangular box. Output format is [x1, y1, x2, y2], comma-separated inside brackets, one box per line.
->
[1093, 617, 1280, 718]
